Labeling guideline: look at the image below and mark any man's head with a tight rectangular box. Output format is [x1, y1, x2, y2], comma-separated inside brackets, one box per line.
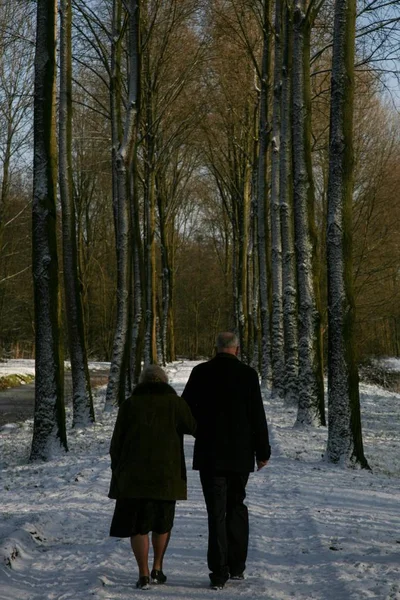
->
[215, 331, 239, 356]
[139, 364, 169, 384]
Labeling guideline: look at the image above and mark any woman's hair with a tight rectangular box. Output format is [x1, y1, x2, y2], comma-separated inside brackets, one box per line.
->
[139, 364, 169, 384]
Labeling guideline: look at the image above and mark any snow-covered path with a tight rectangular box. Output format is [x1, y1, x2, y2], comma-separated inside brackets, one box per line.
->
[1, 360, 399, 600]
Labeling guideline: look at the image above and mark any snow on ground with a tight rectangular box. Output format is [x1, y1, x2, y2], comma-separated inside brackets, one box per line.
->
[375, 358, 400, 372]
[0, 359, 111, 377]
[0, 360, 36, 378]
[0, 360, 399, 600]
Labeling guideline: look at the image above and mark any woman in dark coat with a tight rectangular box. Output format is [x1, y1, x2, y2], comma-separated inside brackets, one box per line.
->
[108, 365, 196, 590]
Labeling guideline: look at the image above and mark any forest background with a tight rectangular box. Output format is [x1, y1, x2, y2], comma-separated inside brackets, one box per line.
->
[0, 0, 400, 459]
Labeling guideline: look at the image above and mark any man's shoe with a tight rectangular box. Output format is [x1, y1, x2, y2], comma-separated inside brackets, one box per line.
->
[230, 572, 245, 580]
[136, 575, 150, 590]
[209, 574, 228, 590]
[210, 581, 225, 590]
[151, 569, 167, 584]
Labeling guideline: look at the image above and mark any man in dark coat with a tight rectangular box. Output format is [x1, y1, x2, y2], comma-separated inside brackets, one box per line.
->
[182, 331, 271, 590]
[108, 365, 196, 590]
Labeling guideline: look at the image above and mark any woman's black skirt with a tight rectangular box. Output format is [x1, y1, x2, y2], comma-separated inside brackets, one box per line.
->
[110, 498, 176, 537]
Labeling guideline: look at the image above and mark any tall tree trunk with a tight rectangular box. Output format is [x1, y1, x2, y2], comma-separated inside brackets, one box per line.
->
[326, 0, 369, 468]
[168, 228, 176, 362]
[270, 0, 285, 398]
[251, 210, 260, 370]
[59, 0, 94, 427]
[158, 189, 170, 365]
[106, 0, 140, 408]
[237, 165, 251, 363]
[232, 215, 239, 335]
[167, 279, 175, 362]
[130, 153, 145, 385]
[0, 122, 12, 259]
[292, 0, 325, 426]
[257, 0, 272, 387]
[247, 210, 255, 368]
[280, 0, 299, 405]
[250, 129, 260, 370]
[143, 105, 158, 366]
[30, 0, 67, 460]
[110, 0, 123, 249]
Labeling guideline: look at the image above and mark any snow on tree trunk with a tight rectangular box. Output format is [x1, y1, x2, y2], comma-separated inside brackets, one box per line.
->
[59, 0, 94, 427]
[105, 0, 139, 408]
[280, 1, 299, 406]
[251, 220, 260, 370]
[292, 0, 325, 426]
[167, 245, 176, 362]
[157, 176, 173, 366]
[249, 162, 260, 370]
[130, 154, 145, 385]
[143, 128, 157, 367]
[110, 0, 123, 251]
[257, 0, 272, 387]
[0, 122, 12, 260]
[232, 223, 239, 338]
[130, 234, 144, 384]
[237, 169, 251, 364]
[326, 0, 369, 468]
[270, 0, 285, 399]
[246, 190, 256, 369]
[30, 0, 67, 461]
[160, 259, 170, 366]
[141, 40, 158, 367]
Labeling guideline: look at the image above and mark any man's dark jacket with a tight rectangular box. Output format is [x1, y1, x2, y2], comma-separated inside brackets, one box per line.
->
[182, 353, 271, 473]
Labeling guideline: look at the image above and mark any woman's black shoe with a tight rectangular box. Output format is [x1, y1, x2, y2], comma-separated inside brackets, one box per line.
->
[151, 569, 167, 584]
[136, 575, 150, 590]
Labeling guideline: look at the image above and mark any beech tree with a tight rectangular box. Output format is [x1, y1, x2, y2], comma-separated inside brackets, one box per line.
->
[30, 0, 67, 460]
[270, 0, 285, 398]
[279, 0, 299, 406]
[59, 0, 95, 426]
[256, 0, 272, 386]
[105, 0, 140, 408]
[292, 0, 326, 426]
[326, 0, 369, 467]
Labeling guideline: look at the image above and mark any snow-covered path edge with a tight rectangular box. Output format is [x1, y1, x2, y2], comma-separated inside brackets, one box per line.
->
[0, 360, 399, 600]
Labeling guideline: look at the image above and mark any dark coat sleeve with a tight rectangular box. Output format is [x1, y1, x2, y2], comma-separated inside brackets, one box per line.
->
[250, 369, 271, 462]
[181, 367, 201, 420]
[109, 402, 129, 471]
[177, 397, 197, 437]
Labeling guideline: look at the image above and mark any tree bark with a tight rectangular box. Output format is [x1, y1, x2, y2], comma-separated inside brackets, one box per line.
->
[110, 0, 123, 250]
[237, 148, 252, 363]
[257, 0, 272, 387]
[280, 0, 299, 406]
[292, 0, 325, 426]
[30, 0, 67, 460]
[105, 0, 140, 408]
[270, 0, 285, 398]
[142, 96, 158, 366]
[59, 0, 94, 427]
[130, 153, 145, 385]
[326, 0, 369, 467]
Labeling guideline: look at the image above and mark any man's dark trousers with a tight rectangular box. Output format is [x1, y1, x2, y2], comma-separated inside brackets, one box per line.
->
[200, 471, 250, 580]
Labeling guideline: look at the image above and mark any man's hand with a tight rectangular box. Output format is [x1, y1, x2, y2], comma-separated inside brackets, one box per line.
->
[256, 460, 268, 471]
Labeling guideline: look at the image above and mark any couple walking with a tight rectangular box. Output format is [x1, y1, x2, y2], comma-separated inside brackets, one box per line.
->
[108, 332, 271, 590]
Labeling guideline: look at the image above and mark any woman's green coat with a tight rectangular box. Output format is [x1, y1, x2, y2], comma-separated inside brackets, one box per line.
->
[108, 382, 196, 501]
